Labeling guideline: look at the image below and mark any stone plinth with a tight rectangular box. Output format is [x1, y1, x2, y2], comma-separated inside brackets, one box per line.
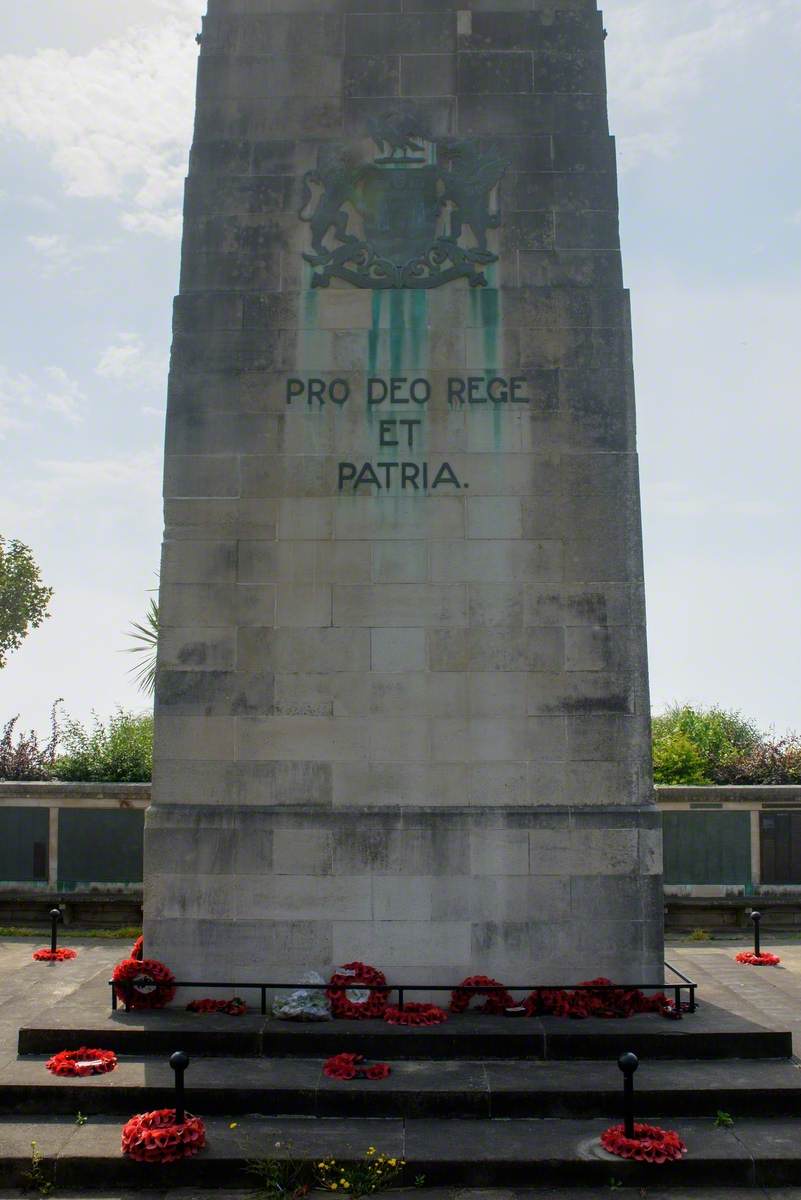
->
[144, 0, 664, 986]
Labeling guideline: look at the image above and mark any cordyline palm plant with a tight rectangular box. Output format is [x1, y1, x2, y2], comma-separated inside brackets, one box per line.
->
[125, 597, 159, 695]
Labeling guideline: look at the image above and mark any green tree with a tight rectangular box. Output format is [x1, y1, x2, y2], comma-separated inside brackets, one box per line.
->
[0, 536, 53, 668]
[652, 704, 762, 784]
[54, 709, 153, 783]
[124, 597, 158, 695]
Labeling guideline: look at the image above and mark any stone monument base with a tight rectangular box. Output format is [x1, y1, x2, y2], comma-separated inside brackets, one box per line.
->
[144, 804, 663, 985]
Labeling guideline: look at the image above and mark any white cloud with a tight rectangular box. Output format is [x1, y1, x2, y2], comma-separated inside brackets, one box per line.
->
[0, 18, 196, 238]
[26, 231, 113, 275]
[35, 447, 162, 497]
[0, 364, 85, 435]
[95, 333, 167, 390]
[605, 0, 794, 169]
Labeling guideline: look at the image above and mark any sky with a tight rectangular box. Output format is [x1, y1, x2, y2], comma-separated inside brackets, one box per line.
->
[1, 0, 800, 737]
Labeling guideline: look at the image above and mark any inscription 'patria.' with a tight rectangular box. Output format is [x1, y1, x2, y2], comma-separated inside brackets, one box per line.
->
[299, 105, 507, 290]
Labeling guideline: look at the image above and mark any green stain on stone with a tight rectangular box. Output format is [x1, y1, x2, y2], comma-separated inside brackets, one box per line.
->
[474, 287, 503, 450]
[389, 290, 404, 376]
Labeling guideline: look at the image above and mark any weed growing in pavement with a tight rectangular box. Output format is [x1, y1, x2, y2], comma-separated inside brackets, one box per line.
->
[687, 928, 712, 941]
[315, 1147, 405, 1197]
[714, 1110, 734, 1128]
[75, 1111, 87, 1126]
[244, 1138, 310, 1200]
[20, 1141, 54, 1196]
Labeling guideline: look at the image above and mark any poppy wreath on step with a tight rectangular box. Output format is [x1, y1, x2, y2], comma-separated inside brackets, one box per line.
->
[46, 1047, 117, 1077]
[735, 951, 781, 966]
[33, 947, 77, 962]
[121, 1109, 206, 1164]
[449, 975, 515, 1015]
[384, 1002, 449, 1027]
[601, 1122, 687, 1163]
[186, 997, 247, 1016]
[112, 957, 176, 1010]
[131, 935, 144, 961]
[326, 961, 388, 1019]
[524, 978, 672, 1020]
[323, 1052, 391, 1080]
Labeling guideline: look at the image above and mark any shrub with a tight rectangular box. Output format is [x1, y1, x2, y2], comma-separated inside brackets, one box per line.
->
[0, 703, 60, 780]
[653, 705, 761, 784]
[715, 735, 801, 785]
[652, 730, 709, 785]
[54, 709, 152, 783]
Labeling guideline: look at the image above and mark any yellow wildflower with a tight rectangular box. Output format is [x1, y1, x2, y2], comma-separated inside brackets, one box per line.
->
[389, 1158, 397, 1166]
[318, 1162, 326, 1169]
[229, 1122, 238, 1130]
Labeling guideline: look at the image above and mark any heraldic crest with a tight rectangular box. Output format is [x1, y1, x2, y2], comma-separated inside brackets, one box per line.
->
[298, 105, 507, 289]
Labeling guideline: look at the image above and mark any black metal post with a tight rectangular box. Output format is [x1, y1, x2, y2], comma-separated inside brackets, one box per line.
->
[49, 908, 62, 954]
[750, 910, 762, 956]
[617, 1051, 639, 1139]
[261, 986, 267, 1016]
[170, 1050, 189, 1124]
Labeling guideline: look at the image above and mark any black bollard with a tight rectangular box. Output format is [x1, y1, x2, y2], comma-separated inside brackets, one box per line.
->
[169, 1050, 189, 1124]
[49, 908, 62, 954]
[750, 910, 762, 956]
[617, 1051, 639, 1138]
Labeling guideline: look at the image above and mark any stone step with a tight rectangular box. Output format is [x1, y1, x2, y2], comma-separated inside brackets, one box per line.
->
[2, 1113, 801, 1188]
[4, 1055, 801, 1120]
[18, 996, 792, 1061]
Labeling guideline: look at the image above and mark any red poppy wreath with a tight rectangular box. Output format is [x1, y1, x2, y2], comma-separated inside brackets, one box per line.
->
[601, 1122, 687, 1163]
[131, 935, 144, 961]
[450, 975, 515, 1014]
[524, 978, 672, 1020]
[384, 1001, 448, 1027]
[121, 1108, 206, 1164]
[323, 1052, 391, 1080]
[735, 951, 781, 966]
[186, 997, 247, 1016]
[46, 1048, 117, 1077]
[33, 947, 77, 962]
[112, 957, 176, 1010]
[327, 961, 388, 1019]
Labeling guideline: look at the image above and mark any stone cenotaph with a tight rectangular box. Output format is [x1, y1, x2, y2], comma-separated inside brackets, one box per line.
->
[144, 0, 664, 988]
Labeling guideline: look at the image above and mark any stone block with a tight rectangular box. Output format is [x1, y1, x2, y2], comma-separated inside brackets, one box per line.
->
[345, 13, 456, 55]
[468, 584, 525, 627]
[467, 762, 528, 806]
[238, 627, 371, 672]
[373, 875, 433, 920]
[238, 715, 369, 761]
[164, 498, 278, 541]
[335, 497, 465, 539]
[345, 54, 400, 97]
[371, 540, 428, 583]
[156, 668, 275, 717]
[158, 627, 237, 672]
[466, 497, 523, 539]
[527, 671, 634, 715]
[428, 627, 563, 672]
[332, 762, 468, 809]
[371, 627, 426, 671]
[400, 53, 456, 97]
[336, 584, 467, 627]
[278, 499, 335, 540]
[457, 52, 533, 93]
[164, 455, 240, 499]
[470, 827, 529, 875]
[333, 920, 470, 965]
[239, 873, 372, 920]
[160, 539, 237, 584]
[197, 52, 342, 98]
[429, 540, 561, 584]
[276, 584, 333, 626]
[153, 714, 236, 761]
[467, 670, 528, 715]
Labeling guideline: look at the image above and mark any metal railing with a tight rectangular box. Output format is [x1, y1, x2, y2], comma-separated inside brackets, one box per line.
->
[110, 962, 696, 1017]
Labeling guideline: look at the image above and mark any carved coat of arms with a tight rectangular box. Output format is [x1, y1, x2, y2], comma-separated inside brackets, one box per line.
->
[298, 107, 507, 289]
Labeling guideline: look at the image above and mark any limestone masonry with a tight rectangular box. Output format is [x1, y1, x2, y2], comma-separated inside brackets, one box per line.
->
[145, 0, 664, 987]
